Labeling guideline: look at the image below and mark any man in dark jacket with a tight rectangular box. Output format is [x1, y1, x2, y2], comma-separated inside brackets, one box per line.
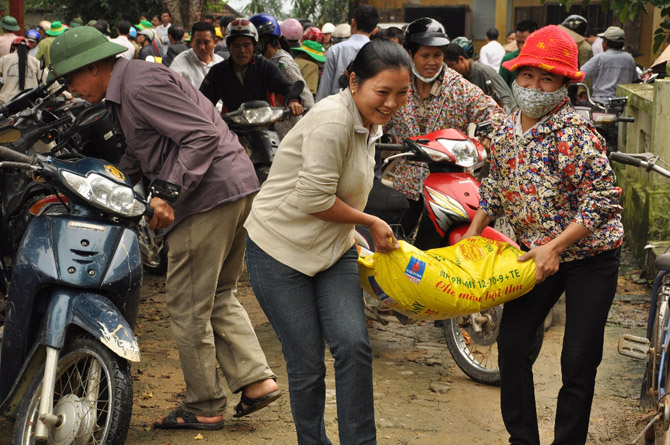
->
[200, 18, 302, 115]
[162, 25, 188, 67]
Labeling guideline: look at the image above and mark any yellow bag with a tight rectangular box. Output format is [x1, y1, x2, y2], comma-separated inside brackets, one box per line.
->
[358, 236, 536, 321]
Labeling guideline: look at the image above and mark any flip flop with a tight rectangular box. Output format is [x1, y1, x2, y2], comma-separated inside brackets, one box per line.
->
[233, 389, 282, 418]
[153, 407, 224, 430]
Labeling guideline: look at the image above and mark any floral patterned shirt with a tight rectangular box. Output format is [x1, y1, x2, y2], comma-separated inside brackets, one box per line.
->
[386, 65, 504, 200]
[479, 99, 624, 262]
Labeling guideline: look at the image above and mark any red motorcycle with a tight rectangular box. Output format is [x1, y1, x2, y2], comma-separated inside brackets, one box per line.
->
[357, 127, 544, 386]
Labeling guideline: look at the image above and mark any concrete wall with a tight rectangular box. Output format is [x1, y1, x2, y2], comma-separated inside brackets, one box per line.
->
[616, 80, 670, 275]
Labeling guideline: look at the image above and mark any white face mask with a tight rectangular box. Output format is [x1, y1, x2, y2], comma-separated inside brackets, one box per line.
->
[411, 62, 443, 84]
[512, 82, 568, 119]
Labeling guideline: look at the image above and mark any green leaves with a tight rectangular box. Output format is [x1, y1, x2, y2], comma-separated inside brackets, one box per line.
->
[291, 0, 350, 24]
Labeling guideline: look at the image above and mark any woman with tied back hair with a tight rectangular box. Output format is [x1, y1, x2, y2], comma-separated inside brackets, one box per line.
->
[0, 37, 42, 104]
[244, 39, 411, 444]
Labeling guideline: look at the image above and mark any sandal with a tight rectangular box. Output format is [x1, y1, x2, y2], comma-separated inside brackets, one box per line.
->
[153, 407, 224, 430]
[233, 389, 281, 418]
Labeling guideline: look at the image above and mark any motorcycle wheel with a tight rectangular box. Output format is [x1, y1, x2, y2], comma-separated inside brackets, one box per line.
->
[13, 337, 133, 445]
[143, 239, 168, 276]
[442, 307, 544, 386]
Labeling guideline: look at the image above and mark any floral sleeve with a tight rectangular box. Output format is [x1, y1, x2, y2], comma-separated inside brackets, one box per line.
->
[555, 125, 622, 231]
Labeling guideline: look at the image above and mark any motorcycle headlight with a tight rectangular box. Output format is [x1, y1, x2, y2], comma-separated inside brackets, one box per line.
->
[231, 107, 284, 125]
[437, 138, 484, 168]
[61, 171, 146, 217]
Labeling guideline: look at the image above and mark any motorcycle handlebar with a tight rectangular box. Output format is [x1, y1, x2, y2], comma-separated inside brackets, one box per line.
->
[375, 143, 403, 151]
[609, 152, 642, 167]
[618, 117, 635, 123]
[0, 144, 33, 164]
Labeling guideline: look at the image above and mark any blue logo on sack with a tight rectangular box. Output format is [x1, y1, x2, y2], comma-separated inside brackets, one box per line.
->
[405, 256, 426, 284]
[368, 276, 394, 304]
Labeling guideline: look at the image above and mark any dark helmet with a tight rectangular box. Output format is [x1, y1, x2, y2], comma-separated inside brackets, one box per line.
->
[452, 36, 474, 59]
[249, 13, 281, 37]
[403, 17, 450, 51]
[560, 15, 588, 37]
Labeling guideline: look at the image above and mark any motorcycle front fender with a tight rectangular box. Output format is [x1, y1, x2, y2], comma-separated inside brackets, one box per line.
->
[245, 129, 280, 165]
[42, 289, 140, 363]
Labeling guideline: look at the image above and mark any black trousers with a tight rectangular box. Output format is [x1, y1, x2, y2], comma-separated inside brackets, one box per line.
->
[498, 248, 620, 445]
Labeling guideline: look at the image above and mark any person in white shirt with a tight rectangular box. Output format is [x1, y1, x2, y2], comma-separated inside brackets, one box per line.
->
[479, 28, 505, 72]
[155, 11, 172, 57]
[169, 22, 223, 88]
[585, 28, 604, 56]
[110, 20, 136, 61]
[315, 5, 380, 101]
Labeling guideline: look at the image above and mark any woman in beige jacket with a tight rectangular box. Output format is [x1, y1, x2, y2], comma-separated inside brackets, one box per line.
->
[245, 40, 410, 444]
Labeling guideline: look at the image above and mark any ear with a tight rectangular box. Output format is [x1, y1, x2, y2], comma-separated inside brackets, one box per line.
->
[86, 63, 98, 75]
[349, 71, 359, 90]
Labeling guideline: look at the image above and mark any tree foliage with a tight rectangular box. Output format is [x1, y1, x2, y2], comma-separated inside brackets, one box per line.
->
[551, 0, 670, 53]
[291, 0, 351, 24]
[25, 0, 162, 27]
[241, 0, 284, 17]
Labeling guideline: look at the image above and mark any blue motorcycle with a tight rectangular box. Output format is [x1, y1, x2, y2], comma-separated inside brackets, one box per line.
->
[0, 142, 177, 444]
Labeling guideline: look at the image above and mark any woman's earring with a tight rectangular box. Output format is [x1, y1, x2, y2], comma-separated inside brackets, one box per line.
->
[351, 89, 356, 95]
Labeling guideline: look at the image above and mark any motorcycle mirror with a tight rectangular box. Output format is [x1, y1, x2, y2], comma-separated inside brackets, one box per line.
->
[149, 179, 181, 204]
[286, 81, 304, 102]
[475, 122, 492, 136]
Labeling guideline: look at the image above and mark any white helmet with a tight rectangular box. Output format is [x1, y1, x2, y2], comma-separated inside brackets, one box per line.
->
[226, 18, 259, 45]
[332, 23, 351, 38]
[321, 22, 335, 34]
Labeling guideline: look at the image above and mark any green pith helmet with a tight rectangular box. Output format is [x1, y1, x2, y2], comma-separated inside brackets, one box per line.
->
[48, 26, 126, 81]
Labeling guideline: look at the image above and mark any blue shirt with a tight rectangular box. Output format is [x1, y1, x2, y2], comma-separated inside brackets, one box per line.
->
[316, 34, 369, 101]
[581, 49, 637, 104]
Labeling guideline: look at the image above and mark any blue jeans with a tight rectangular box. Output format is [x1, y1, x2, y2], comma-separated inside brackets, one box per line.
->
[246, 238, 376, 445]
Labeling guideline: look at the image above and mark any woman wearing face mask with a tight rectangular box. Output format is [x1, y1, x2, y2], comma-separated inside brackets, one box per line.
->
[249, 13, 313, 139]
[386, 18, 504, 233]
[463, 25, 623, 444]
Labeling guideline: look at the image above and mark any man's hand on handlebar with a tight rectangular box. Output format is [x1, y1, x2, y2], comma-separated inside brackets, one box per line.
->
[148, 197, 174, 230]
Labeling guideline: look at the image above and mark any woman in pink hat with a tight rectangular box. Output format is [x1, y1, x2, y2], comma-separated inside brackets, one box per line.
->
[464, 25, 624, 444]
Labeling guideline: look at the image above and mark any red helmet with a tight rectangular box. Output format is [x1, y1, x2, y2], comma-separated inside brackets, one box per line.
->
[302, 26, 323, 44]
[11, 36, 28, 49]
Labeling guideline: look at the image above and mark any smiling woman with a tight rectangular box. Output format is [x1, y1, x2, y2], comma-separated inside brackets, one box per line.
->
[244, 39, 411, 444]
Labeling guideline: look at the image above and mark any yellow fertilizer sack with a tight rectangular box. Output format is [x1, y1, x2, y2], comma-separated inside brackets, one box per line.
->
[358, 236, 536, 321]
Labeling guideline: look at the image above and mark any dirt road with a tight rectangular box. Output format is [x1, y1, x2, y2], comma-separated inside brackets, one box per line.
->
[0, 249, 653, 444]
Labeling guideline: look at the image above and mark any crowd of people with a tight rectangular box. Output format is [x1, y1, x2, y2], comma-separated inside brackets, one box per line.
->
[4, 5, 643, 444]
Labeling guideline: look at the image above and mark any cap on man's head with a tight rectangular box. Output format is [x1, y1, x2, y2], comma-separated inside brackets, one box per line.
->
[46, 21, 67, 36]
[48, 26, 126, 81]
[598, 26, 625, 42]
[0, 16, 20, 32]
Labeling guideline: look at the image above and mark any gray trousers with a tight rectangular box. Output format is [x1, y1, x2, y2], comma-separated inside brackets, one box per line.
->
[165, 194, 275, 416]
